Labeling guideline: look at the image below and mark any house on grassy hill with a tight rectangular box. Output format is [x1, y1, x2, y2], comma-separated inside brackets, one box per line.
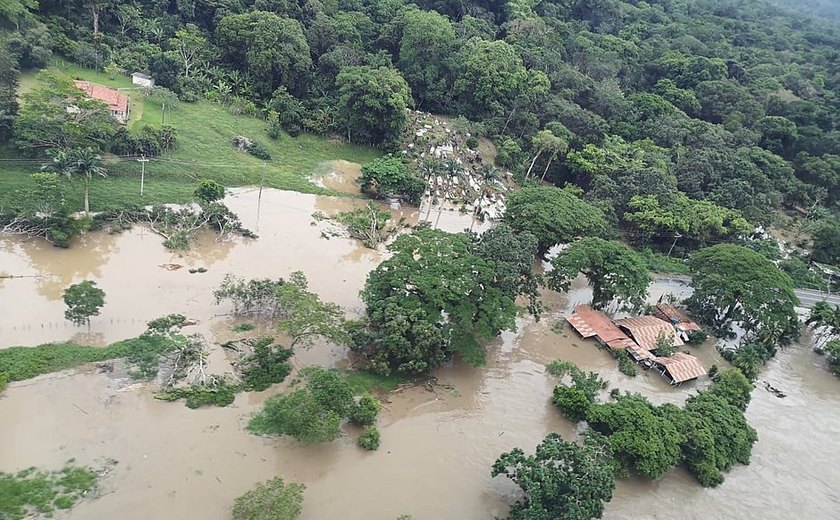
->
[131, 72, 155, 88]
[73, 81, 130, 123]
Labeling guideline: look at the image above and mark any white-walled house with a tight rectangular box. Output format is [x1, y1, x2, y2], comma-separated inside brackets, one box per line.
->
[131, 72, 155, 88]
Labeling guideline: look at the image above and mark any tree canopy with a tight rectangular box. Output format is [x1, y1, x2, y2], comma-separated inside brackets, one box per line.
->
[503, 186, 608, 254]
[687, 244, 800, 350]
[548, 237, 650, 310]
[350, 227, 537, 374]
[492, 432, 616, 520]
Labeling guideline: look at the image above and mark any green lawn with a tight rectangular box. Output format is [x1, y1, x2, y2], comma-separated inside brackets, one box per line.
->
[4, 64, 380, 212]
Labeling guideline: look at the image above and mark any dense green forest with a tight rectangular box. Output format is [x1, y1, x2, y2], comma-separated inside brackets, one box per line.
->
[0, 0, 839, 267]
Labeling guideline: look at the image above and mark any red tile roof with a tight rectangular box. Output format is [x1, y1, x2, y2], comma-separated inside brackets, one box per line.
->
[653, 352, 706, 383]
[652, 304, 702, 332]
[566, 305, 636, 350]
[615, 316, 684, 351]
[74, 81, 129, 114]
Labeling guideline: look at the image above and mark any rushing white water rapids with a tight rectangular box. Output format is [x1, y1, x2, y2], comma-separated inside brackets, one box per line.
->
[1, 187, 839, 519]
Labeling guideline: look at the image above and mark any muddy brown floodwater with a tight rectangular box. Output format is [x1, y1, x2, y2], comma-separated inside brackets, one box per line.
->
[2, 187, 839, 519]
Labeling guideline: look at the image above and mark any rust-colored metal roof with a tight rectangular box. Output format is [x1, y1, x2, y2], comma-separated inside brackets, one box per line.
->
[566, 305, 635, 350]
[652, 304, 702, 332]
[74, 81, 130, 114]
[627, 344, 655, 361]
[614, 316, 684, 351]
[653, 352, 706, 383]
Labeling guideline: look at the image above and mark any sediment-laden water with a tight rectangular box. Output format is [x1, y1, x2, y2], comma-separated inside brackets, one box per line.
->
[1, 187, 838, 520]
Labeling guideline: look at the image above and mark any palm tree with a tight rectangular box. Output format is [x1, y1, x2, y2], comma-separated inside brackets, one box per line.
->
[43, 147, 106, 215]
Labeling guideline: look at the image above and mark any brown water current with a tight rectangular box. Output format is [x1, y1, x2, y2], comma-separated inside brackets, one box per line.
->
[2, 188, 839, 519]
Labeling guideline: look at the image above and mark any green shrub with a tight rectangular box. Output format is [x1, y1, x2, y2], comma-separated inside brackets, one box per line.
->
[686, 330, 708, 346]
[612, 350, 638, 377]
[233, 477, 304, 520]
[465, 136, 479, 149]
[239, 337, 294, 391]
[357, 426, 381, 451]
[0, 465, 97, 520]
[359, 155, 424, 205]
[350, 394, 380, 426]
[247, 141, 272, 160]
[156, 380, 239, 409]
[552, 385, 591, 422]
[0, 372, 8, 393]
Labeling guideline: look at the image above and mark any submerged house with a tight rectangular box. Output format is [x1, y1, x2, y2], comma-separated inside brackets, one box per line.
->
[74, 81, 130, 123]
[651, 352, 707, 385]
[614, 316, 684, 351]
[566, 305, 636, 350]
[651, 304, 702, 342]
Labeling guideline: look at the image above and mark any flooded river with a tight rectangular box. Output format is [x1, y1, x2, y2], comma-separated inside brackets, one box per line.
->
[1, 187, 839, 519]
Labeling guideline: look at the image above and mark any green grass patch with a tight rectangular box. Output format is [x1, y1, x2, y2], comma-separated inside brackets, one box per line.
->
[6, 64, 381, 213]
[0, 465, 97, 519]
[0, 335, 173, 382]
[638, 249, 691, 275]
[343, 369, 408, 394]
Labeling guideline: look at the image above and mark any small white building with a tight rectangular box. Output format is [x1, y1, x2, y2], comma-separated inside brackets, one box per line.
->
[131, 72, 155, 88]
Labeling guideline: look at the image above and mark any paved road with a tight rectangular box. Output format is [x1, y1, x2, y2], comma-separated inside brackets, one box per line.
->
[795, 289, 840, 308]
[652, 277, 839, 309]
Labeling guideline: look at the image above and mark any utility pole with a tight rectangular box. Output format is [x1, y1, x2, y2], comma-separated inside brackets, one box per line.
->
[256, 162, 266, 230]
[137, 155, 149, 196]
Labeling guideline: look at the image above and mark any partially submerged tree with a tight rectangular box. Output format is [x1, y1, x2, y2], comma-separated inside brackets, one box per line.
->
[359, 156, 424, 205]
[248, 367, 355, 444]
[687, 244, 800, 352]
[503, 186, 608, 255]
[350, 228, 531, 374]
[233, 477, 304, 520]
[63, 280, 105, 328]
[806, 301, 840, 352]
[194, 179, 226, 203]
[215, 272, 347, 349]
[492, 432, 616, 520]
[548, 237, 650, 310]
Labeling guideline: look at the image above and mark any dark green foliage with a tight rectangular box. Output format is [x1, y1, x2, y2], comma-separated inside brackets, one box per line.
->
[0, 50, 19, 143]
[62, 280, 105, 327]
[811, 220, 840, 266]
[233, 477, 304, 520]
[359, 156, 424, 205]
[611, 350, 639, 377]
[548, 361, 607, 421]
[548, 238, 650, 311]
[0, 465, 97, 520]
[491, 432, 616, 520]
[503, 187, 608, 254]
[0, 334, 175, 382]
[687, 245, 800, 351]
[246, 141, 272, 160]
[707, 369, 754, 411]
[586, 394, 683, 480]
[357, 426, 381, 451]
[552, 385, 592, 422]
[238, 337, 294, 391]
[681, 391, 758, 487]
[350, 394, 380, 426]
[194, 179, 226, 203]
[337, 65, 411, 146]
[825, 340, 840, 377]
[157, 379, 239, 408]
[352, 228, 526, 375]
[686, 330, 709, 346]
[249, 367, 355, 444]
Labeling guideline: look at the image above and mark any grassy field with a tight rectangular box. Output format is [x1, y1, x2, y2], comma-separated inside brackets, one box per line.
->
[3, 63, 380, 212]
